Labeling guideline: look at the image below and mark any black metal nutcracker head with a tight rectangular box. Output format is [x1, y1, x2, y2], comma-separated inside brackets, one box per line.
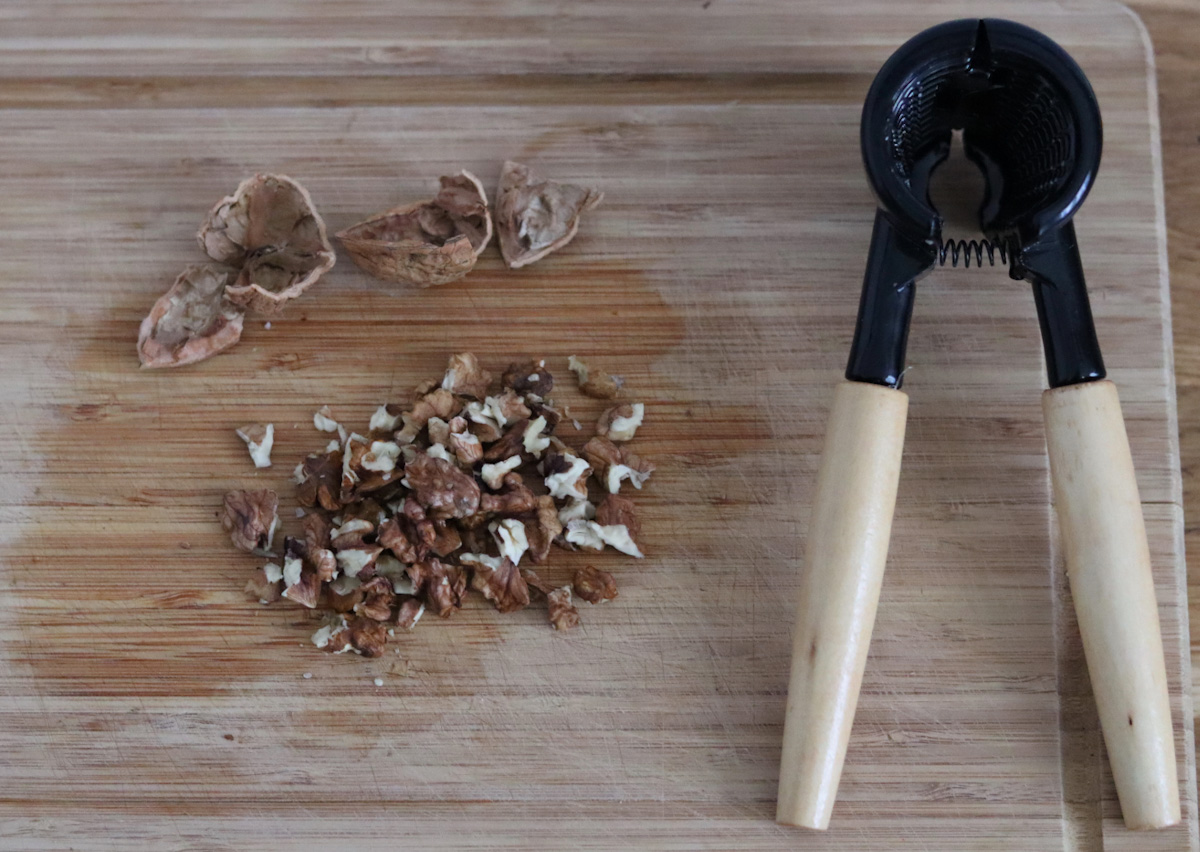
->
[850, 18, 1104, 389]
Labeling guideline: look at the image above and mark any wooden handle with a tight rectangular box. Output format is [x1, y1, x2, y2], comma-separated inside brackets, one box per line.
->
[1043, 380, 1179, 830]
[776, 380, 908, 829]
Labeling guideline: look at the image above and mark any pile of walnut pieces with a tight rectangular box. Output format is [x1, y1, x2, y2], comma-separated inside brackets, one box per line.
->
[222, 352, 653, 657]
[138, 174, 336, 368]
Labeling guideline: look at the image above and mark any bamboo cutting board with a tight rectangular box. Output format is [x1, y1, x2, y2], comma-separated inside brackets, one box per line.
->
[0, 2, 1194, 849]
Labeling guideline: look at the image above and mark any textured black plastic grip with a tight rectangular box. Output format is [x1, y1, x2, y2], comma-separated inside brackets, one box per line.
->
[846, 211, 936, 388]
[1017, 221, 1106, 387]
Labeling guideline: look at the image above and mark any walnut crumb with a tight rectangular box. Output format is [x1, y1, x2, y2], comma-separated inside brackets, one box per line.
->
[596, 402, 644, 442]
[547, 586, 580, 631]
[568, 355, 619, 399]
[236, 422, 274, 468]
[573, 565, 618, 604]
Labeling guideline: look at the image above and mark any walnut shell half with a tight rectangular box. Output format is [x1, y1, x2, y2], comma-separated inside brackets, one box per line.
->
[137, 264, 245, 368]
[496, 161, 602, 269]
[336, 171, 492, 287]
[197, 174, 336, 315]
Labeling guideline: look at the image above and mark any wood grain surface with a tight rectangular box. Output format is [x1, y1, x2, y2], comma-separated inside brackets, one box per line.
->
[0, 2, 1194, 849]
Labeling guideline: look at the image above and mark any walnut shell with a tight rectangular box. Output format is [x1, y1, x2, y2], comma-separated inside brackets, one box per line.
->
[137, 264, 245, 368]
[496, 161, 602, 269]
[197, 174, 336, 315]
[337, 171, 492, 287]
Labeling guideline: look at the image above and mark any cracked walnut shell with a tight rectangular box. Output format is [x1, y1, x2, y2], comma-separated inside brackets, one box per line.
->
[337, 171, 492, 287]
[496, 161, 602, 269]
[198, 174, 336, 315]
[137, 264, 244, 368]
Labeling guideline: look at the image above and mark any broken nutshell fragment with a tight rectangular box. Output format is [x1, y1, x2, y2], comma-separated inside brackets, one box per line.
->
[137, 264, 244, 369]
[496, 161, 603, 269]
[573, 565, 618, 604]
[197, 173, 336, 315]
[337, 171, 492, 287]
[221, 489, 278, 553]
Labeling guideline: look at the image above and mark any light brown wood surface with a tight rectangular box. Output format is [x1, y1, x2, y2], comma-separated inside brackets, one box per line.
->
[1129, 0, 1200, 770]
[778, 381, 908, 829]
[0, 2, 1194, 849]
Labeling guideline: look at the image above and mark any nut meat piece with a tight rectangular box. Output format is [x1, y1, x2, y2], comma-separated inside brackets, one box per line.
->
[595, 493, 642, 541]
[581, 436, 655, 493]
[564, 519, 644, 558]
[327, 576, 365, 613]
[519, 495, 562, 565]
[441, 352, 492, 400]
[482, 419, 531, 463]
[546, 586, 580, 631]
[236, 422, 274, 469]
[198, 174, 336, 315]
[282, 567, 322, 608]
[347, 617, 388, 657]
[300, 512, 334, 550]
[337, 171, 492, 287]
[447, 419, 483, 466]
[501, 359, 554, 399]
[355, 576, 397, 622]
[335, 545, 383, 579]
[543, 450, 592, 501]
[396, 388, 462, 444]
[567, 355, 619, 400]
[137, 264, 244, 368]
[480, 472, 537, 515]
[244, 567, 282, 604]
[520, 567, 554, 598]
[312, 616, 352, 652]
[429, 520, 462, 558]
[463, 553, 530, 613]
[286, 535, 337, 582]
[408, 558, 467, 617]
[404, 452, 481, 519]
[496, 161, 603, 269]
[596, 402, 644, 442]
[395, 597, 425, 630]
[295, 449, 344, 511]
[221, 489, 279, 553]
[378, 516, 419, 563]
[573, 565, 618, 604]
